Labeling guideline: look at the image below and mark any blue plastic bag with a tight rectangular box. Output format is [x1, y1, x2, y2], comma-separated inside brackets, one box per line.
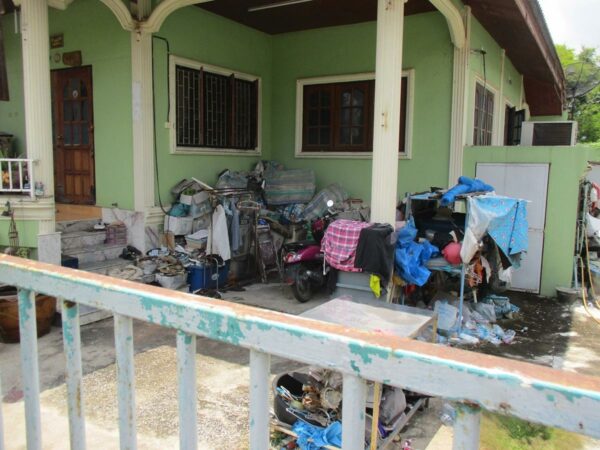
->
[441, 176, 494, 206]
[394, 219, 439, 286]
[292, 421, 342, 450]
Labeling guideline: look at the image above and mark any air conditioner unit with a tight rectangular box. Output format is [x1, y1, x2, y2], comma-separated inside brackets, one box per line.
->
[520, 121, 578, 146]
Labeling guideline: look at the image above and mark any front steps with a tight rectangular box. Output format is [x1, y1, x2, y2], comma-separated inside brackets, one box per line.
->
[58, 218, 128, 325]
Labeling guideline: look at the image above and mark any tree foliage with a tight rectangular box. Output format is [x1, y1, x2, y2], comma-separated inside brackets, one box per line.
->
[557, 45, 600, 143]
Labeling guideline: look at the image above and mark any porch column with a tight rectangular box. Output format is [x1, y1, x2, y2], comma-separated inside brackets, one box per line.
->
[131, 30, 156, 214]
[370, 0, 405, 225]
[447, 6, 470, 185]
[20, 0, 55, 235]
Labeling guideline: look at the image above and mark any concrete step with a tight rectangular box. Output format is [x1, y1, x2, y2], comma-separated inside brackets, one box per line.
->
[64, 243, 125, 265]
[61, 229, 107, 252]
[56, 218, 104, 234]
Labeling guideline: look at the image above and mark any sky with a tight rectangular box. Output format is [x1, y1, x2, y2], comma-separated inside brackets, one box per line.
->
[538, 0, 600, 50]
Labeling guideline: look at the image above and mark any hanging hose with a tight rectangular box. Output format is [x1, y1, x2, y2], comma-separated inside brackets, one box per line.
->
[580, 262, 600, 326]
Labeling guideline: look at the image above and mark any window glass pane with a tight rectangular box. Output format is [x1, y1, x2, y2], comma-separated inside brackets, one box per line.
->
[73, 101, 81, 121]
[341, 90, 351, 107]
[340, 127, 350, 145]
[73, 124, 81, 145]
[341, 108, 351, 126]
[352, 107, 363, 126]
[352, 88, 364, 106]
[82, 125, 89, 145]
[320, 128, 330, 145]
[320, 109, 330, 126]
[82, 100, 89, 121]
[64, 124, 72, 146]
[308, 128, 318, 145]
[81, 82, 88, 98]
[64, 101, 72, 122]
[309, 92, 319, 108]
[320, 91, 330, 107]
[308, 110, 319, 126]
[351, 127, 364, 145]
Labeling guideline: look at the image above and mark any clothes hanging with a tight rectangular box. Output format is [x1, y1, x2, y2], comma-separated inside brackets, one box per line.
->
[354, 223, 394, 284]
[321, 219, 370, 272]
[207, 205, 231, 261]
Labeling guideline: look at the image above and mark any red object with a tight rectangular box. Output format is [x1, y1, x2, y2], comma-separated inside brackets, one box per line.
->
[320, 219, 370, 272]
[442, 242, 462, 265]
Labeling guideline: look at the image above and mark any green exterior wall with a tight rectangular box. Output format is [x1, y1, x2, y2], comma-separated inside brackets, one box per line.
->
[152, 8, 273, 203]
[270, 12, 455, 201]
[467, 16, 525, 145]
[0, 0, 134, 210]
[464, 145, 600, 297]
[0, 219, 38, 248]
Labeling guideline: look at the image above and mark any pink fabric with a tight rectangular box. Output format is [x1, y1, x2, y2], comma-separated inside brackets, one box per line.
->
[321, 219, 370, 272]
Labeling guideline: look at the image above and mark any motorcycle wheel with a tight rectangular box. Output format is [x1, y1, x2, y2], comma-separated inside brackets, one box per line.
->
[291, 267, 313, 303]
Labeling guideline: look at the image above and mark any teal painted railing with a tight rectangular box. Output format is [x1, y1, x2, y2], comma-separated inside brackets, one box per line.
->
[1, 254, 600, 450]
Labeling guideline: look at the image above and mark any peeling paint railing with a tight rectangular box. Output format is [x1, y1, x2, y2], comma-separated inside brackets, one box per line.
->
[0, 158, 34, 197]
[2, 255, 600, 450]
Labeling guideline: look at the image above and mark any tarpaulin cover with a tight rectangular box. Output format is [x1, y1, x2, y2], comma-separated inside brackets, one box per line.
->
[441, 176, 494, 206]
[394, 219, 439, 286]
[264, 168, 316, 205]
[461, 195, 528, 266]
[292, 421, 342, 450]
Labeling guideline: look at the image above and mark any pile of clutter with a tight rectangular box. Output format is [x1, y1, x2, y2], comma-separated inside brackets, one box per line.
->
[272, 367, 421, 449]
[158, 161, 369, 291]
[433, 294, 519, 346]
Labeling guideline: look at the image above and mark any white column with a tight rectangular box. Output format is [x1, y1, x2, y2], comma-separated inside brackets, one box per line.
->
[131, 30, 156, 213]
[21, 0, 56, 234]
[448, 7, 471, 186]
[370, 0, 405, 225]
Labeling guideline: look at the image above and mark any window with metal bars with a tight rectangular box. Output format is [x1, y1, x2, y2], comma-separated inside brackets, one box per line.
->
[473, 82, 495, 146]
[175, 64, 258, 151]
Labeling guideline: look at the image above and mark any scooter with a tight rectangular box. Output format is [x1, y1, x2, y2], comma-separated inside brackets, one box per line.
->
[282, 201, 336, 303]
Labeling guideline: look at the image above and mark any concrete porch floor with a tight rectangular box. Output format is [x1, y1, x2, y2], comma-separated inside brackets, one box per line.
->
[2, 284, 600, 449]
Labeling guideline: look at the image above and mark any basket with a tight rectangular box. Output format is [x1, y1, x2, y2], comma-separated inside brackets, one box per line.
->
[105, 223, 127, 245]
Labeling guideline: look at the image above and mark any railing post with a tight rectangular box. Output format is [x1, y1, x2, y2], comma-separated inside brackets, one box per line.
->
[18, 289, 42, 450]
[453, 403, 481, 450]
[249, 349, 270, 450]
[0, 368, 5, 450]
[62, 299, 86, 450]
[177, 331, 197, 450]
[342, 374, 367, 450]
[114, 314, 137, 450]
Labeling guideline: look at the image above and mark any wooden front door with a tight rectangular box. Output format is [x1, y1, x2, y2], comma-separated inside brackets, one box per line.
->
[51, 66, 95, 204]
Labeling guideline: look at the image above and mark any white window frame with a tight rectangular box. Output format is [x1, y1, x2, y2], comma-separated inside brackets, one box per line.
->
[294, 70, 415, 159]
[168, 55, 262, 156]
[471, 77, 499, 146]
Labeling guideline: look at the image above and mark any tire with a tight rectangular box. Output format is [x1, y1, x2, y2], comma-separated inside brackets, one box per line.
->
[291, 267, 313, 303]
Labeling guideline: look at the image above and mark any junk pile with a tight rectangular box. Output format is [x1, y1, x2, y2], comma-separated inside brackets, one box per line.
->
[393, 177, 529, 346]
[155, 161, 369, 294]
[272, 367, 426, 449]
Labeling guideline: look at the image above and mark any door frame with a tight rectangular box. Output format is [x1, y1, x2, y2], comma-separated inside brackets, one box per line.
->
[51, 65, 96, 205]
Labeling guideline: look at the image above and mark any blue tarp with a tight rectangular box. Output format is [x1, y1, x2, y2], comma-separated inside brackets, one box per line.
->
[292, 421, 342, 450]
[440, 176, 494, 206]
[394, 219, 440, 286]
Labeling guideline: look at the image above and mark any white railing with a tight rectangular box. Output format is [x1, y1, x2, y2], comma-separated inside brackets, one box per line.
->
[1, 254, 600, 450]
[0, 158, 34, 197]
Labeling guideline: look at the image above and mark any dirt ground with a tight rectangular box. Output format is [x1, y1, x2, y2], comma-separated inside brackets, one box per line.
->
[2, 284, 600, 449]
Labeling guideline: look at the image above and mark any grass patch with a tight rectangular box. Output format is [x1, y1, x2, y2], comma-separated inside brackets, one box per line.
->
[480, 412, 584, 450]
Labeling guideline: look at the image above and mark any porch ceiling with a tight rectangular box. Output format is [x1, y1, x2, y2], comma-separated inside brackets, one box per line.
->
[198, 0, 436, 34]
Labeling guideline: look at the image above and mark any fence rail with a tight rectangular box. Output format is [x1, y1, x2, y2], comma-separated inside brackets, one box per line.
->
[1, 254, 600, 449]
[0, 158, 34, 197]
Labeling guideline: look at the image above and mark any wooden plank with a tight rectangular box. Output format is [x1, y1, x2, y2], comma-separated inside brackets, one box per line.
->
[114, 314, 137, 450]
[249, 350, 270, 450]
[18, 289, 42, 450]
[3, 255, 600, 438]
[177, 331, 197, 450]
[61, 299, 86, 450]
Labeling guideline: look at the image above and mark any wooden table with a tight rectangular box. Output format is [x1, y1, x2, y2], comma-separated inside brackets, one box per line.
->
[273, 295, 437, 450]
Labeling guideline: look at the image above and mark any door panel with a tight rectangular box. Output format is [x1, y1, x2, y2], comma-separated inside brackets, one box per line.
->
[476, 163, 550, 293]
[52, 66, 95, 204]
